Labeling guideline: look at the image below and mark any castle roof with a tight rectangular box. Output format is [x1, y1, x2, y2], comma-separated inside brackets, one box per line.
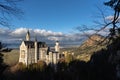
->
[23, 41, 47, 48]
[24, 41, 34, 45]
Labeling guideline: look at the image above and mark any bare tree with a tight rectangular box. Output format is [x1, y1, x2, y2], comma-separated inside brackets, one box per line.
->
[0, 0, 23, 27]
[76, 0, 120, 46]
[104, 0, 120, 37]
[0, 0, 23, 78]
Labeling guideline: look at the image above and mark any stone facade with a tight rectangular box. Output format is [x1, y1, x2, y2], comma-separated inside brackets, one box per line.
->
[19, 30, 61, 65]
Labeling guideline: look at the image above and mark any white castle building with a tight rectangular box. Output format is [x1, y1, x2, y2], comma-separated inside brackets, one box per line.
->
[19, 30, 61, 65]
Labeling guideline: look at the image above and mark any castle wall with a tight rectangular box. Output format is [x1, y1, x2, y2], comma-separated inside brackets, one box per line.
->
[49, 52, 53, 64]
[27, 48, 35, 65]
[19, 42, 28, 65]
[53, 53, 57, 64]
[47, 52, 59, 65]
[39, 48, 48, 61]
[45, 55, 49, 65]
[35, 41, 38, 63]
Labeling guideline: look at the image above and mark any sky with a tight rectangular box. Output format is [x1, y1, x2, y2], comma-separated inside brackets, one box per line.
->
[0, 0, 112, 48]
[11, 0, 110, 33]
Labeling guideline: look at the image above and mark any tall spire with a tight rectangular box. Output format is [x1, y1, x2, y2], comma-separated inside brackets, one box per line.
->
[26, 30, 30, 41]
[35, 35, 37, 42]
[55, 41, 60, 52]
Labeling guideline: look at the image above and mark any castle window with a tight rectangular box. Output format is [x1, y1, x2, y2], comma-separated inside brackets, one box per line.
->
[21, 50, 25, 58]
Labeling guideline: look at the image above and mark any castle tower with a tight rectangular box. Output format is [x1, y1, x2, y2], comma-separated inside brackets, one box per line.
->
[34, 36, 38, 63]
[53, 53, 57, 64]
[49, 52, 53, 63]
[55, 41, 60, 52]
[26, 30, 30, 41]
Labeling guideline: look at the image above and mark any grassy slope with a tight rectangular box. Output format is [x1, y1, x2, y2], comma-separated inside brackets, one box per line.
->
[2, 49, 19, 66]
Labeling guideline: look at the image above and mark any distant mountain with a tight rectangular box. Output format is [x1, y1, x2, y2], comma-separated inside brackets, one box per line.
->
[80, 34, 104, 48]
[61, 34, 107, 61]
[76, 34, 107, 61]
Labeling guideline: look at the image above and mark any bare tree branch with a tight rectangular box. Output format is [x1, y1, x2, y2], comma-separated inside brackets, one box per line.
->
[0, 0, 23, 27]
[76, 0, 120, 47]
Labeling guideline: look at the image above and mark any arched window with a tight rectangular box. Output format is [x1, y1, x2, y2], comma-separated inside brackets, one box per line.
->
[21, 50, 25, 58]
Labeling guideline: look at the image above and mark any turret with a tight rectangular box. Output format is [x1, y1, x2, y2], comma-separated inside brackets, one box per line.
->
[26, 30, 30, 41]
[55, 41, 60, 52]
[34, 36, 38, 63]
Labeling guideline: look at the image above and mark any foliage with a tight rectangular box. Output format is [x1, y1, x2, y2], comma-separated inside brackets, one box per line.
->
[27, 61, 47, 71]
[3, 55, 117, 80]
[14, 62, 26, 71]
[0, 42, 8, 79]
[2, 49, 19, 66]
[65, 54, 74, 64]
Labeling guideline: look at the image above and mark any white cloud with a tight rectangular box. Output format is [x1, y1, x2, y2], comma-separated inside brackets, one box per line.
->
[79, 27, 110, 36]
[0, 27, 110, 48]
[10, 28, 63, 37]
[10, 28, 28, 37]
[97, 28, 110, 36]
[0, 27, 84, 45]
[47, 36, 61, 41]
[105, 15, 120, 22]
[105, 15, 114, 21]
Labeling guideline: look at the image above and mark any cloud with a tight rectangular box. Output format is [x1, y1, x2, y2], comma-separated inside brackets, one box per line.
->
[10, 28, 63, 37]
[97, 28, 110, 36]
[9, 27, 84, 42]
[86, 29, 109, 36]
[34, 29, 63, 36]
[105, 15, 120, 22]
[10, 28, 28, 37]
[0, 28, 85, 47]
[0, 27, 110, 48]
[105, 15, 114, 21]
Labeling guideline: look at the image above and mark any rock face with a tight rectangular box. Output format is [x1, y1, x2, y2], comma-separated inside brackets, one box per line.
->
[80, 34, 105, 48]
[76, 34, 106, 61]
[61, 34, 107, 62]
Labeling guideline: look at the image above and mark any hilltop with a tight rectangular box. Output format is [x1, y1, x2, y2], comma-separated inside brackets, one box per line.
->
[62, 34, 107, 61]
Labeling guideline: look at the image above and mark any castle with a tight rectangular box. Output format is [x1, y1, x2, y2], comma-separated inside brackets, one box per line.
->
[19, 30, 61, 65]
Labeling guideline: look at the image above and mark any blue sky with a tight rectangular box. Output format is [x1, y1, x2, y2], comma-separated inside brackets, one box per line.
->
[0, 0, 112, 47]
[11, 0, 110, 33]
